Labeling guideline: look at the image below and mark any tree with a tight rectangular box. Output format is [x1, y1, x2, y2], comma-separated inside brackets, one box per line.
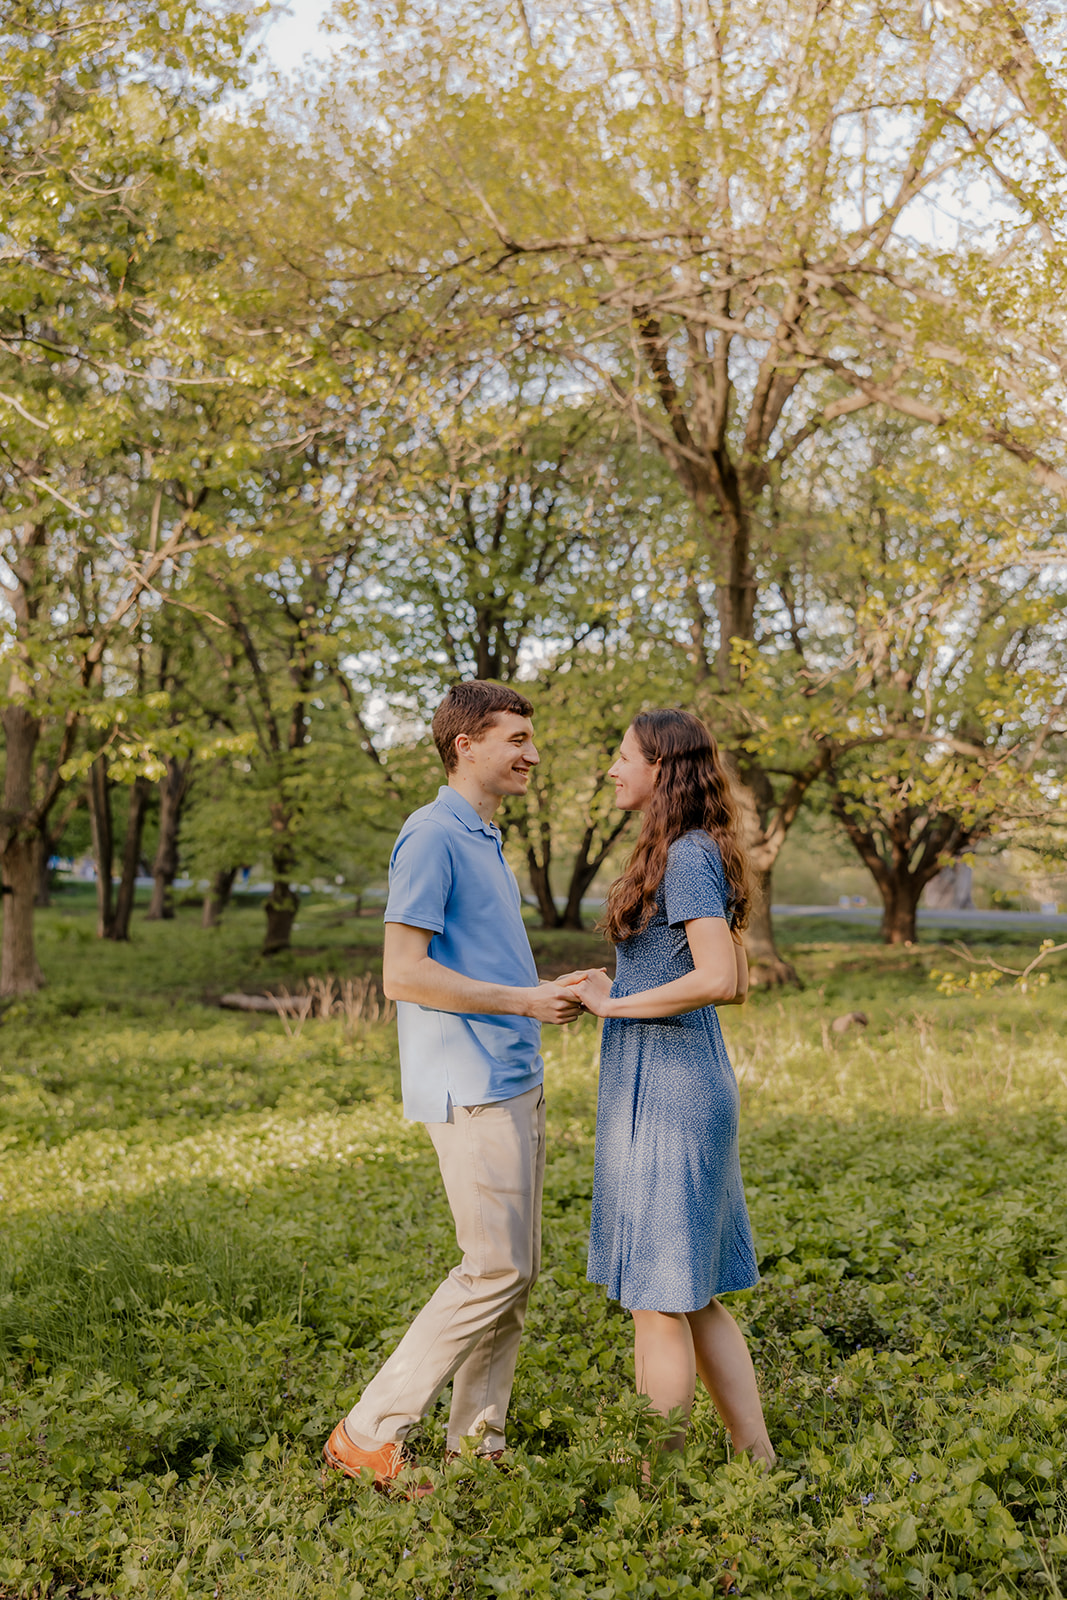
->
[503, 649, 685, 928]
[175, 427, 404, 952]
[136, 610, 213, 923]
[0, 0, 253, 990]
[365, 395, 645, 693]
[354, 385, 695, 924]
[180, 707, 404, 947]
[786, 426, 1067, 941]
[332, 0, 1067, 978]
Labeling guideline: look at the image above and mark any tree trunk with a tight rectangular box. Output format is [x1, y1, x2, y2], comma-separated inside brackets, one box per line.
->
[33, 760, 54, 909]
[219, 990, 311, 1013]
[744, 865, 801, 987]
[514, 806, 561, 927]
[34, 789, 83, 910]
[727, 761, 804, 988]
[35, 832, 52, 909]
[527, 854, 562, 928]
[110, 777, 150, 941]
[1, 703, 46, 994]
[560, 883, 589, 930]
[202, 866, 237, 929]
[1, 835, 44, 996]
[145, 757, 190, 920]
[0, 703, 46, 993]
[559, 814, 633, 931]
[262, 879, 300, 954]
[879, 875, 924, 944]
[86, 754, 115, 940]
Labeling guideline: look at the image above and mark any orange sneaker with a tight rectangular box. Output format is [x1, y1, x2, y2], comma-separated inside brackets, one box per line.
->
[323, 1421, 432, 1496]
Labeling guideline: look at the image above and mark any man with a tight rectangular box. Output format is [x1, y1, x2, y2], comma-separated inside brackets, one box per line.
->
[323, 680, 582, 1491]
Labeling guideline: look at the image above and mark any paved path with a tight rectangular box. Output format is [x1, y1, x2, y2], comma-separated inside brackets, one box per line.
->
[772, 905, 1067, 932]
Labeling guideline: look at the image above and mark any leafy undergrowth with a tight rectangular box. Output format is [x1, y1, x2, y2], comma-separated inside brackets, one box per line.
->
[0, 907, 1065, 1597]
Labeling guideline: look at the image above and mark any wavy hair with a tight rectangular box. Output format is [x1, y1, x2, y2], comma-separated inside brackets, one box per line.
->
[601, 709, 750, 944]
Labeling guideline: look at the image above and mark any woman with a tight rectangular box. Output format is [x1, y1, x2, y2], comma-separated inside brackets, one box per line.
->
[569, 709, 774, 1466]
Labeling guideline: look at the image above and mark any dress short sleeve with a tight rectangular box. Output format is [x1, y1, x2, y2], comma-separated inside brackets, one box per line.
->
[385, 821, 453, 934]
[663, 832, 730, 927]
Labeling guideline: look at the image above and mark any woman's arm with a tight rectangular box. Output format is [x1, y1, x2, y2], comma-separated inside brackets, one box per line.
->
[573, 916, 740, 1018]
[717, 927, 749, 1006]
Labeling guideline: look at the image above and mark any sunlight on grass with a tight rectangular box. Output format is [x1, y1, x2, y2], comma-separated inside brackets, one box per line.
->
[726, 1001, 1067, 1119]
[0, 906, 1065, 1598]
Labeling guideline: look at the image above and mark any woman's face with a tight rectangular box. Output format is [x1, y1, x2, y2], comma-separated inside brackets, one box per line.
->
[608, 726, 660, 811]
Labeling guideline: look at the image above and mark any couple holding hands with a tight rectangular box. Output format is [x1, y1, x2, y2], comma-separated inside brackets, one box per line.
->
[324, 680, 774, 1491]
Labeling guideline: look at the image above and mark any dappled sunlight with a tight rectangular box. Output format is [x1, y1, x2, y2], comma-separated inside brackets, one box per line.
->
[1, 922, 1065, 1596]
[723, 1002, 1067, 1120]
[0, 1097, 427, 1219]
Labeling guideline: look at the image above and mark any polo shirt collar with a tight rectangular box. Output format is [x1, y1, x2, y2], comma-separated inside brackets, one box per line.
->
[436, 784, 501, 838]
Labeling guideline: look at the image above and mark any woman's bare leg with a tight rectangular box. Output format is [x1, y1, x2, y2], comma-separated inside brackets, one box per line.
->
[686, 1298, 775, 1466]
[631, 1309, 696, 1452]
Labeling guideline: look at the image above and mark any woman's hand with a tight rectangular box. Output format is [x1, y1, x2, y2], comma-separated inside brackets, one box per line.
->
[572, 968, 614, 1017]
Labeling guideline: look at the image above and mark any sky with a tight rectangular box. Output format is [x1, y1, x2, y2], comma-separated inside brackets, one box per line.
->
[255, 0, 343, 81]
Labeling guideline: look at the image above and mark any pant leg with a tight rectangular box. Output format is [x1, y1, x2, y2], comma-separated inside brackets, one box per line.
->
[345, 1083, 543, 1446]
[446, 1084, 546, 1452]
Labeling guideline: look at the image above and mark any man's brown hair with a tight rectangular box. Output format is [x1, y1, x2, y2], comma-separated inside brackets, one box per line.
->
[431, 680, 534, 772]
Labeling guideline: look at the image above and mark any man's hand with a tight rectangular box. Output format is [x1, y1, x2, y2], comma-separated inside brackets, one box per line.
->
[524, 982, 585, 1025]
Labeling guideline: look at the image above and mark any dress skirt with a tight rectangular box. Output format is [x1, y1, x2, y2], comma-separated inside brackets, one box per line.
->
[586, 831, 760, 1313]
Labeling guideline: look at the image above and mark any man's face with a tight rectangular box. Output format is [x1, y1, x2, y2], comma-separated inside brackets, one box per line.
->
[457, 712, 540, 796]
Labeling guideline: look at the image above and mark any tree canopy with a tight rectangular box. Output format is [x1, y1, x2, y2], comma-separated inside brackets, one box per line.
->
[1, 0, 1065, 989]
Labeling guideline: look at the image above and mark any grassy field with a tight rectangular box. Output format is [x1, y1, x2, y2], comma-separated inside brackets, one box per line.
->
[1, 889, 1065, 1599]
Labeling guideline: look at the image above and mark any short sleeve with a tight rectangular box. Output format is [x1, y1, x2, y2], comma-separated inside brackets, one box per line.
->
[384, 822, 453, 934]
[663, 833, 730, 927]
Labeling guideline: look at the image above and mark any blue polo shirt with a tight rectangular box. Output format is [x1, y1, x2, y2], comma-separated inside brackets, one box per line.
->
[385, 785, 543, 1122]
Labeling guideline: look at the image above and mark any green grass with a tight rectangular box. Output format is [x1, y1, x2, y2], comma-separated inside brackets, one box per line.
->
[0, 898, 1065, 1598]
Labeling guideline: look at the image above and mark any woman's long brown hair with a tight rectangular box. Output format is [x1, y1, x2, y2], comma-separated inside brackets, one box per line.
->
[602, 709, 750, 944]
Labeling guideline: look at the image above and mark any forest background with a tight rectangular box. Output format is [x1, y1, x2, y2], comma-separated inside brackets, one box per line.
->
[3, 0, 1067, 992]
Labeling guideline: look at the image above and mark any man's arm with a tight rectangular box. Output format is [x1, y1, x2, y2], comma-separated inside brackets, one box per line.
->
[383, 922, 583, 1025]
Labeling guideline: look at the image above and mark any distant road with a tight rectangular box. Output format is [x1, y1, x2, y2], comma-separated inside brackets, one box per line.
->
[772, 905, 1067, 932]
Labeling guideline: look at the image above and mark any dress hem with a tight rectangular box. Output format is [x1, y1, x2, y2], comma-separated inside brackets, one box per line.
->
[586, 1270, 760, 1315]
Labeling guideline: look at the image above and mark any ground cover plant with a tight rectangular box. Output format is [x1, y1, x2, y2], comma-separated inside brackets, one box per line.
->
[1, 895, 1065, 1598]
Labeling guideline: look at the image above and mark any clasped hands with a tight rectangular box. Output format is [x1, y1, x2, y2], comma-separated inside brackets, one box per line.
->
[531, 968, 612, 1025]
[554, 966, 614, 1018]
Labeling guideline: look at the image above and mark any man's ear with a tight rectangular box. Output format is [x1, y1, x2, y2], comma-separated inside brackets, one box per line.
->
[454, 732, 472, 763]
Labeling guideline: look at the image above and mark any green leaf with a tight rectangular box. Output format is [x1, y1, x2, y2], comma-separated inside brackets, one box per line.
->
[888, 1515, 920, 1553]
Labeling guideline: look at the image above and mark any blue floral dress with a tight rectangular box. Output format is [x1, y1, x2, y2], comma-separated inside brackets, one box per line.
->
[587, 830, 759, 1312]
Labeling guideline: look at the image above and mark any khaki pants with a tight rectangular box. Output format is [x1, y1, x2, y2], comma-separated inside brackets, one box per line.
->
[346, 1082, 546, 1454]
